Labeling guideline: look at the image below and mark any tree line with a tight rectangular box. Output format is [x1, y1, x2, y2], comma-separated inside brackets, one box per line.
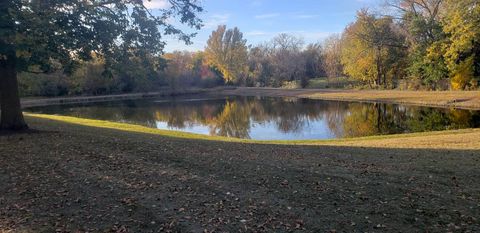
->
[0, 0, 203, 129]
[2, 0, 479, 130]
[16, 0, 480, 99]
[168, 0, 479, 90]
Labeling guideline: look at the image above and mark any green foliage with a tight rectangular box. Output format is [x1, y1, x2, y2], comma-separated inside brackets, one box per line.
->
[7, 0, 203, 74]
[341, 10, 407, 88]
[18, 72, 69, 97]
[442, 0, 480, 90]
[401, 3, 448, 89]
[1, 0, 203, 101]
[70, 58, 113, 95]
[407, 45, 449, 89]
[19, 54, 169, 97]
[14, 0, 480, 94]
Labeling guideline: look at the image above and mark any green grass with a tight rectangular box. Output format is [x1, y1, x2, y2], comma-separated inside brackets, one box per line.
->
[2, 113, 479, 232]
[26, 113, 480, 149]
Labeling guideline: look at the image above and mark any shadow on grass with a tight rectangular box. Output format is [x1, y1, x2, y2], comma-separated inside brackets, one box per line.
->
[1, 116, 479, 232]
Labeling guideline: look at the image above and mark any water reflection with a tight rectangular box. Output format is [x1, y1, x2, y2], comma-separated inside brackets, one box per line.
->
[27, 96, 480, 140]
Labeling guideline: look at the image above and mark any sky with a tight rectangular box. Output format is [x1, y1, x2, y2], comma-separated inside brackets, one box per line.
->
[147, 0, 383, 52]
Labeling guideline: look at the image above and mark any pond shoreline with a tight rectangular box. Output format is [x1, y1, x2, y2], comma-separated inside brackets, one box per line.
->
[218, 87, 480, 110]
[6, 90, 480, 231]
[20, 88, 222, 108]
[21, 87, 480, 110]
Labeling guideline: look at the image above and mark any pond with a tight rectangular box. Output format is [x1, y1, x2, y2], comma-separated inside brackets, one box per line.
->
[26, 96, 480, 140]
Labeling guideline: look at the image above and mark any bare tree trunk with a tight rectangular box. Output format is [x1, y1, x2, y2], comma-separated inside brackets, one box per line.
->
[0, 0, 28, 130]
[376, 48, 382, 88]
[0, 55, 27, 130]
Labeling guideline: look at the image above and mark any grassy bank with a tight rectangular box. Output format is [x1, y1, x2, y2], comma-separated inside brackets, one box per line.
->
[1, 114, 479, 232]
[27, 114, 480, 150]
[220, 87, 480, 110]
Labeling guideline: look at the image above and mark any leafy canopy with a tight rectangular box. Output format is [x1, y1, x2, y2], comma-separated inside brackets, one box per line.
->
[341, 10, 406, 87]
[2, 0, 203, 73]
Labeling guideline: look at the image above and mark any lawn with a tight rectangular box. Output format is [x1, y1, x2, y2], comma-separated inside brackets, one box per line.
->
[1, 114, 479, 232]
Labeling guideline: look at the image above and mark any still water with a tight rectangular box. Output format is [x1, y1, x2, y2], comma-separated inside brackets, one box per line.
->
[27, 96, 480, 140]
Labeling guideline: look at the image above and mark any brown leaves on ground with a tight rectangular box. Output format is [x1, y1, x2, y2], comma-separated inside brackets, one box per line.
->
[0, 117, 479, 232]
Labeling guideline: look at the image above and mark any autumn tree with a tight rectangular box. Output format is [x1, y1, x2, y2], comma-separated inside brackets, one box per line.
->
[441, 0, 480, 89]
[204, 25, 248, 84]
[341, 10, 407, 88]
[164, 51, 195, 89]
[387, 0, 448, 88]
[0, 0, 202, 130]
[322, 34, 344, 79]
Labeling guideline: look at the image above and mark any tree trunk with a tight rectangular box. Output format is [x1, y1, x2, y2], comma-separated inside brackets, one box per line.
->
[376, 47, 382, 88]
[0, 57, 28, 130]
[0, 0, 28, 130]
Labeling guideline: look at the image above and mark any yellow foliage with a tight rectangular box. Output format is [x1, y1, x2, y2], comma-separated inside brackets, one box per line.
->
[442, 0, 480, 90]
[450, 56, 474, 90]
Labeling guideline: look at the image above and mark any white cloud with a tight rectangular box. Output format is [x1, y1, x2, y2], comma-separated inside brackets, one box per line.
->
[143, 0, 170, 9]
[254, 13, 280, 19]
[203, 14, 231, 29]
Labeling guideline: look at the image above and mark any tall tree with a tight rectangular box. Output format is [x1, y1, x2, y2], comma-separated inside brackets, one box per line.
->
[441, 0, 480, 89]
[204, 25, 248, 84]
[268, 33, 306, 87]
[246, 44, 273, 87]
[0, 0, 202, 130]
[322, 34, 344, 79]
[388, 0, 448, 88]
[341, 10, 407, 87]
[303, 43, 324, 79]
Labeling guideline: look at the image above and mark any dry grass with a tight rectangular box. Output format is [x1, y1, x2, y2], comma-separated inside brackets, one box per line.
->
[27, 113, 480, 150]
[219, 87, 480, 110]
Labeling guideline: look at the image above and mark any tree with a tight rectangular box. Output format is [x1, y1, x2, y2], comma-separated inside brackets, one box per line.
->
[164, 51, 195, 89]
[303, 42, 324, 87]
[268, 33, 306, 87]
[441, 0, 480, 89]
[0, 0, 202, 130]
[204, 25, 248, 84]
[322, 34, 344, 79]
[388, 0, 448, 88]
[341, 10, 407, 88]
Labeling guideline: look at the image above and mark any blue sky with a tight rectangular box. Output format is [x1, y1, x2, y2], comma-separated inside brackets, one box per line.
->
[148, 0, 382, 52]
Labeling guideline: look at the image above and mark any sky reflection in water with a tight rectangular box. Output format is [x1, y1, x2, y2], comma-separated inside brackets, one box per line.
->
[27, 96, 480, 140]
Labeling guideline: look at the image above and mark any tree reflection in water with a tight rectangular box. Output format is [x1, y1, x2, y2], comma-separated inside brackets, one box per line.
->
[29, 96, 480, 139]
